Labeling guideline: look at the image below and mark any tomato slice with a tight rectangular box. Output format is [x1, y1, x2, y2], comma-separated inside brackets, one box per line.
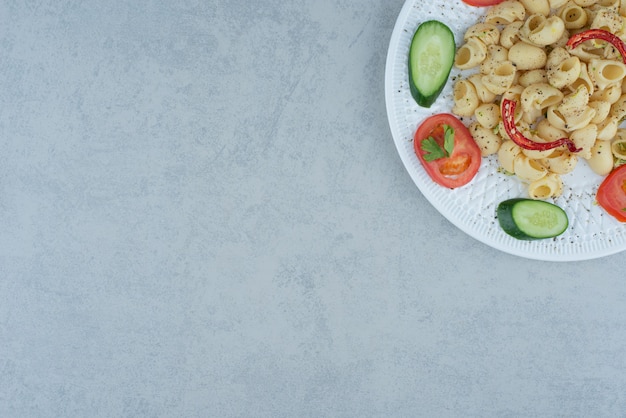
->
[461, 0, 504, 6]
[414, 113, 481, 188]
[597, 164, 626, 222]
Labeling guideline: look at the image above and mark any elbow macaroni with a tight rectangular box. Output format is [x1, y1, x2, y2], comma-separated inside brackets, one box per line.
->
[455, 36, 488, 69]
[559, 3, 588, 29]
[588, 140, 615, 174]
[528, 173, 563, 199]
[611, 129, 626, 159]
[485, 0, 527, 25]
[519, 0, 551, 16]
[520, 15, 565, 45]
[470, 122, 503, 156]
[474, 102, 501, 128]
[508, 41, 547, 70]
[452, 0, 626, 199]
[482, 61, 517, 94]
[453, 79, 480, 117]
[588, 59, 626, 90]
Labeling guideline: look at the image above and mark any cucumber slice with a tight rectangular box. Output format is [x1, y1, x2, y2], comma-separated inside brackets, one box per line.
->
[497, 198, 569, 240]
[408, 20, 456, 108]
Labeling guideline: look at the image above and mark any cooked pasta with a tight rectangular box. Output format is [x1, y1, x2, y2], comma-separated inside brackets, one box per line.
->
[609, 94, 626, 119]
[480, 44, 509, 74]
[514, 153, 549, 181]
[589, 100, 611, 123]
[596, 114, 620, 140]
[528, 173, 563, 199]
[519, 0, 550, 16]
[497, 140, 522, 173]
[590, 82, 621, 103]
[467, 73, 497, 103]
[611, 129, 626, 159]
[574, 0, 598, 7]
[520, 83, 563, 113]
[518, 69, 548, 86]
[450, 0, 626, 199]
[535, 118, 567, 141]
[464, 23, 501, 45]
[452, 79, 480, 117]
[570, 123, 598, 158]
[548, 0, 568, 9]
[587, 140, 615, 174]
[521, 139, 556, 159]
[485, 0, 526, 25]
[590, 8, 622, 33]
[588, 59, 626, 90]
[569, 62, 595, 95]
[500, 21, 523, 48]
[482, 61, 517, 94]
[547, 50, 581, 88]
[469, 122, 503, 156]
[454, 37, 488, 69]
[545, 105, 569, 131]
[599, 0, 620, 9]
[474, 103, 501, 128]
[508, 41, 547, 70]
[521, 15, 565, 45]
[559, 2, 588, 29]
[541, 150, 578, 174]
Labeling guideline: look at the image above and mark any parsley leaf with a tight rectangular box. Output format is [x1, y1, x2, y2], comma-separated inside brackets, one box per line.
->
[421, 124, 455, 162]
[421, 137, 446, 161]
[444, 125, 455, 156]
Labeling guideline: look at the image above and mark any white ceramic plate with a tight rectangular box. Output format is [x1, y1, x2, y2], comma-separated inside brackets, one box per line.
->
[385, 0, 626, 261]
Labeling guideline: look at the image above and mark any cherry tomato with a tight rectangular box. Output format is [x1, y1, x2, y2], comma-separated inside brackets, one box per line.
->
[461, 0, 504, 6]
[597, 164, 626, 222]
[414, 113, 481, 189]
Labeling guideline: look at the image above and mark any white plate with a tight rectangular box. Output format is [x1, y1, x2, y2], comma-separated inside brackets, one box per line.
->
[385, 0, 626, 261]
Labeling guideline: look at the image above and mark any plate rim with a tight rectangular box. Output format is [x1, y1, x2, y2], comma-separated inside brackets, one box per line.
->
[384, 0, 626, 262]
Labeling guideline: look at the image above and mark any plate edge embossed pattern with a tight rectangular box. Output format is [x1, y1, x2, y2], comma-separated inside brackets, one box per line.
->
[385, 0, 626, 261]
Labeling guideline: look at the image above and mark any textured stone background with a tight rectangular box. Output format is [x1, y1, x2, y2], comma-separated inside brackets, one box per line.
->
[2, 1, 626, 417]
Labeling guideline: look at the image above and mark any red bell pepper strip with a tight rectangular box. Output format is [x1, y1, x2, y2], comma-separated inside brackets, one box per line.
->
[501, 99, 581, 153]
[566, 29, 626, 64]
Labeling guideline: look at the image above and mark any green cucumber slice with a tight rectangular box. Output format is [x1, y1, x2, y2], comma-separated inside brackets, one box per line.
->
[408, 20, 456, 108]
[497, 198, 569, 240]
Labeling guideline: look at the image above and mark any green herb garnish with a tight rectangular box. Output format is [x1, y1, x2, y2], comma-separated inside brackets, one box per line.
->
[421, 124, 454, 162]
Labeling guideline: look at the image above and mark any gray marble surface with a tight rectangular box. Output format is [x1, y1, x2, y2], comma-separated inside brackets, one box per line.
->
[2, 1, 626, 417]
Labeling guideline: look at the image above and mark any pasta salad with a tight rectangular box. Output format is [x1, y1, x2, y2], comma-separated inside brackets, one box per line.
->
[451, 0, 626, 200]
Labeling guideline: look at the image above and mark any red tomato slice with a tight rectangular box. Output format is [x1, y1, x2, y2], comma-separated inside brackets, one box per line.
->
[461, 0, 504, 6]
[414, 113, 481, 189]
[597, 164, 626, 222]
